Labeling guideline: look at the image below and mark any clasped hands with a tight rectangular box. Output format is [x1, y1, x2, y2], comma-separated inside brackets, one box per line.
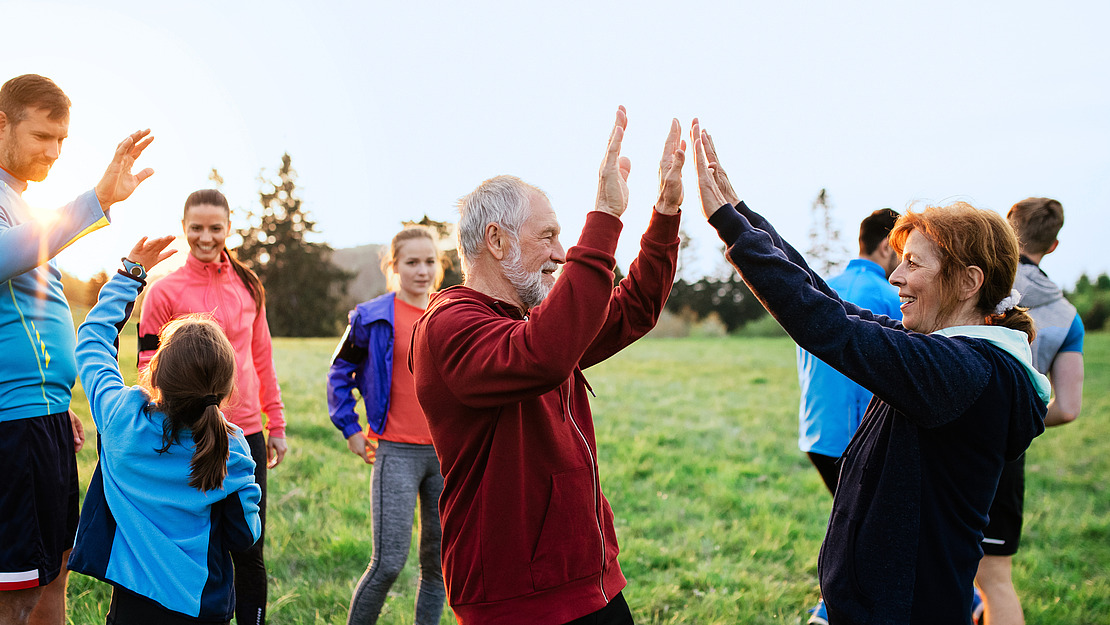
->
[594, 108, 739, 222]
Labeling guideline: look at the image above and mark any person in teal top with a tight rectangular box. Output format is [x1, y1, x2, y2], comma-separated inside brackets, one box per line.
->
[0, 73, 154, 625]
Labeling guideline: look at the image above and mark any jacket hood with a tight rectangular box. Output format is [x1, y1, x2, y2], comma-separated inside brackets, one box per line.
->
[1015, 262, 1064, 309]
[935, 325, 1049, 460]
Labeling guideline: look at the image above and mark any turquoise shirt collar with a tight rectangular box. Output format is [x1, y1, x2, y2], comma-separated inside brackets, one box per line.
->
[934, 325, 1051, 405]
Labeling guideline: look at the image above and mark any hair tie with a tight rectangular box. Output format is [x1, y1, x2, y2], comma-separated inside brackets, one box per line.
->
[993, 288, 1022, 316]
[202, 394, 220, 408]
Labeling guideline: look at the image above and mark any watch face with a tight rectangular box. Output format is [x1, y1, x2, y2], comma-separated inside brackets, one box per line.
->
[130, 266, 144, 277]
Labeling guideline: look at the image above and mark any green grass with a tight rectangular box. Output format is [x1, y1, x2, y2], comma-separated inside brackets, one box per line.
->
[65, 331, 1110, 624]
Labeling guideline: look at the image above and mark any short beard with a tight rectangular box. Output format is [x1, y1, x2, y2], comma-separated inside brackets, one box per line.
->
[501, 240, 557, 310]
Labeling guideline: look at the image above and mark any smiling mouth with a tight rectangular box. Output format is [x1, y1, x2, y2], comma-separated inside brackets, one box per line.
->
[900, 296, 916, 305]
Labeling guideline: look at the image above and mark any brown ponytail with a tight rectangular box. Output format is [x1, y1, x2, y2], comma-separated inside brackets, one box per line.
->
[142, 315, 238, 491]
[184, 189, 266, 312]
[987, 306, 1037, 343]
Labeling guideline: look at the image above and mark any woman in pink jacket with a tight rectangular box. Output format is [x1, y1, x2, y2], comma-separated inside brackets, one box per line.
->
[137, 188, 286, 625]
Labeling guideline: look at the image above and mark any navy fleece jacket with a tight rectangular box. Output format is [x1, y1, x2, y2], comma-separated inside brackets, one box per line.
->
[708, 202, 1046, 625]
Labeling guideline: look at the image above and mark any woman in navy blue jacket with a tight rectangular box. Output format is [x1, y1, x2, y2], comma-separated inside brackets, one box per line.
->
[689, 121, 1049, 625]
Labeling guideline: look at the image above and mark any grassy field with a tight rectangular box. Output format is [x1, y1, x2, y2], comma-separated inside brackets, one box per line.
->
[65, 330, 1110, 624]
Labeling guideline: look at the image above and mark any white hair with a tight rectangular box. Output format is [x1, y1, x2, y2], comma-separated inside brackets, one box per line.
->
[456, 175, 546, 273]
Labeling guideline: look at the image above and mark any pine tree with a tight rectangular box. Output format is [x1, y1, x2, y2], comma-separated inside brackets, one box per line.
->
[235, 153, 353, 336]
[807, 188, 848, 276]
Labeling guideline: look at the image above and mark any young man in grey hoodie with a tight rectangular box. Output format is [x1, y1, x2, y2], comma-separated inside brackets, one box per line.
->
[975, 197, 1086, 625]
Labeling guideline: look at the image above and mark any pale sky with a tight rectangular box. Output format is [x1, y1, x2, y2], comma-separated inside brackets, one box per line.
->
[5, 0, 1108, 289]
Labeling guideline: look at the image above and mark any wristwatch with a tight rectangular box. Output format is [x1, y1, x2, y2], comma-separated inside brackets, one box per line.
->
[121, 257, 147, 281]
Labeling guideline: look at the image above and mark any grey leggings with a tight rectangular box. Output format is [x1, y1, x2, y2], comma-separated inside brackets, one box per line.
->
[347, 440, 446, 625]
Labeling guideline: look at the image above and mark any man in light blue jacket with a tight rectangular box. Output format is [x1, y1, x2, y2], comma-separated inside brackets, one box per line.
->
[0, 73, 153, 625]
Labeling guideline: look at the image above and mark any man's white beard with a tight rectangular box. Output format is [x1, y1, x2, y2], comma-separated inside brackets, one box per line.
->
[501, 241, 557, 310]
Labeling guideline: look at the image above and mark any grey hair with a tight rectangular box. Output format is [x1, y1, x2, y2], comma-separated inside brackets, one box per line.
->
[456, 175, 547, 271]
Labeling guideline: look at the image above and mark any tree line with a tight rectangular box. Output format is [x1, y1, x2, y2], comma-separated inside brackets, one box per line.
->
[61, 155, 1110, 337]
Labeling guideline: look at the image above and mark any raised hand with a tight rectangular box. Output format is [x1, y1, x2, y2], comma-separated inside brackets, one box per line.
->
[690, 118, 729, 219]
[126, 235, 177, 271]
[95, 129, 155, 209]
[700, 125, 739, 207]
[656, 118, 685, 215]
[595, 106, 633, 218]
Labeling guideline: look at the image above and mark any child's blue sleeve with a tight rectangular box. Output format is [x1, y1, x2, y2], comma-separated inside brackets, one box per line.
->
[222, 432, 262, 551]
[76, 271, 145, 430]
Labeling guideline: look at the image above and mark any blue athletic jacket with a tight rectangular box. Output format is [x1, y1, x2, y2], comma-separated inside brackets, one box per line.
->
[0, 168, 108, 422]
[69, 272, 261, 621]
[327, 291, 395, 437]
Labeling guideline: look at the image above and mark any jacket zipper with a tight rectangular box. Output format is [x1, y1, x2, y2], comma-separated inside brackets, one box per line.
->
[565, 379, 608, 603]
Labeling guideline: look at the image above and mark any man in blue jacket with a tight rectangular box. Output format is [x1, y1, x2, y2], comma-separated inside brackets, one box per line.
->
[0, 73, 153, 625]
[796, 208, 902, 624]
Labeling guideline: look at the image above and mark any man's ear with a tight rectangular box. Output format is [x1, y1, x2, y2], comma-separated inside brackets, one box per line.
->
[960, 265, 986, 302]
[1047, 240, 1059, 255]
[0, 111, 8, 139]
[484, 223, 507, 261]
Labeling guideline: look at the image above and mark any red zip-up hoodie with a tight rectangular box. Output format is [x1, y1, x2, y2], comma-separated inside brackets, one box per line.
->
[412, 209, 679, 624]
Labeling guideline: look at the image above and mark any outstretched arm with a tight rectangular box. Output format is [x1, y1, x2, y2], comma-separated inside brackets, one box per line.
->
[690, 124, 987, 426]
[419, 107, 633, 408]
[76, 236, 175, 429]
[581, 118, 684, 367]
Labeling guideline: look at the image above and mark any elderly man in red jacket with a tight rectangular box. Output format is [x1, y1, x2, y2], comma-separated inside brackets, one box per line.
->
[411, 108, 684, 625]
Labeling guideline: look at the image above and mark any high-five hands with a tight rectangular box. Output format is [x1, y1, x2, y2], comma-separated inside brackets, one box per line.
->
[595, 106, 633, 218]
[95, 129, 155, 209]
[126, 235, 177, 272]
[690, 118, 739, 219]
[595, 108, 688, 218]
[656, 118, 685, 215]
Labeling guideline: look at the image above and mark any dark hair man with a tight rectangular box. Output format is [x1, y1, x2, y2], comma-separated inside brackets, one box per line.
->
[0, 73, 154, 625]
[411, 108, 683, 625]
[795, 208, 902, 624]
[975, 197, 1085, 625]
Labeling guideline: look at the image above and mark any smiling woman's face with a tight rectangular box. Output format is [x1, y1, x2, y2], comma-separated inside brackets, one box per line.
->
[183, 203, 229, 263]
[889, 230, 952, 333]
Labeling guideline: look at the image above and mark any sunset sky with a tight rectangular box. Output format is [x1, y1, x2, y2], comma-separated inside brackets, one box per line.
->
[5, 0, 1107, 288]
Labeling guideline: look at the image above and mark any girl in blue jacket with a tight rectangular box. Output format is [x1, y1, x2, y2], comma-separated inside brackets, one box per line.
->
[69, 236, 261, 624]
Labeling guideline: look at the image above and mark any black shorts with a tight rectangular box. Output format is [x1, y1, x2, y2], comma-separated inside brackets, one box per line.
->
[0, 412, 80, 589]
[982, 454, 1024, 556]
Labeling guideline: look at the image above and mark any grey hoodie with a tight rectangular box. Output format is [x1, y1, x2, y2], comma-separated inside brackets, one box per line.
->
[1015, 260, 1078, 374]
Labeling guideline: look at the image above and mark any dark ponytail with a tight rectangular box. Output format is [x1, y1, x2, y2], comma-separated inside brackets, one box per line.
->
[184, 189, 266, 313]
[142, 315, 238, 491]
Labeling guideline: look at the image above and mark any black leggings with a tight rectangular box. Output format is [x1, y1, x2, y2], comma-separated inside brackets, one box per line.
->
[232, 431, 268, 625]
[106, 586, 228, 625]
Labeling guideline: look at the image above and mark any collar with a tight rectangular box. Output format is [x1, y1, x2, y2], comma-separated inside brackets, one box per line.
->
[0, 166, 27, 194]
[1018, 254, 1048, 277]
[184, 249, 231, 274]
[933, 325, 1051, 404]
[429, 285, 527, 320]
[845, 257, 887, 278]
